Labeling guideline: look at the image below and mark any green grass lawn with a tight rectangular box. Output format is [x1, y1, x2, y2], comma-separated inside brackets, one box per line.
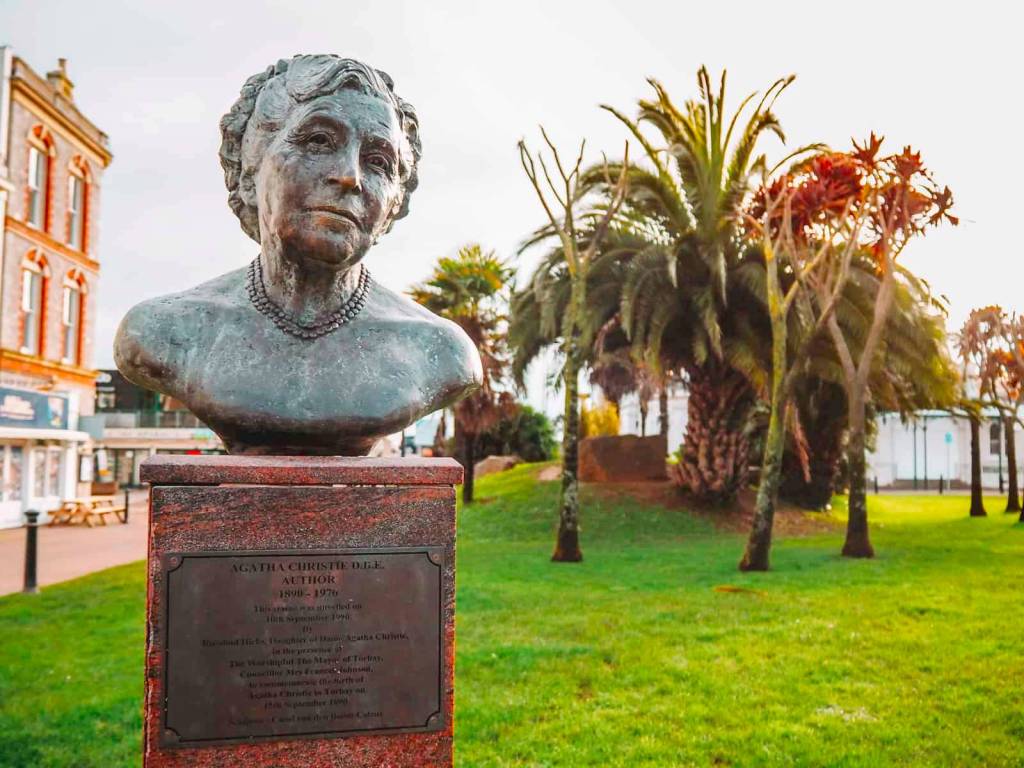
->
[1, 465, 1022, 767]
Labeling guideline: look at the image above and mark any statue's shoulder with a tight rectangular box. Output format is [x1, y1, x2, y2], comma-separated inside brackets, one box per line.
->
[114, 269, 246, 391]
[368, 282, 483, 394]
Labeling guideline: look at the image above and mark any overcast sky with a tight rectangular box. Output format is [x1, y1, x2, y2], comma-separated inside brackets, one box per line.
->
[3, 0, 1021, 410]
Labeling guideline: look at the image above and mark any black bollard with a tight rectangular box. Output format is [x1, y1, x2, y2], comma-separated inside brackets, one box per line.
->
[123, 487, 130, 524]
[939, 476, 944, 494]
[874, 477, 879, 495]
[23, 510, 39, 594]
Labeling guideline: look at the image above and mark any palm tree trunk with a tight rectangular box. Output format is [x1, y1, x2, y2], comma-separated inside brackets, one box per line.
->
[969, 414, 987, 517]
[670, 364, 754, 505]
[780, 381, 846, 510]
[1004, 415, 1020, 513]
[463, 433, 476, 505]
[640, 399, 648, 437]
[453, 418, 474, 505]
[841, 389, 874, 558]
[659, 384, 669, 440]
[553, 283, 583, 563]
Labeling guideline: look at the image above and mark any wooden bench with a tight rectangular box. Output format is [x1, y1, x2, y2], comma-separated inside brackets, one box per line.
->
[85, 500, 127, 526]
[47, 500, 82, 526]
[47, 496, 128, 527]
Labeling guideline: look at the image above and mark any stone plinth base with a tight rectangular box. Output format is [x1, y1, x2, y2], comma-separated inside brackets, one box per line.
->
[578, 434, 668, 482]
[140, 455, 460, 768]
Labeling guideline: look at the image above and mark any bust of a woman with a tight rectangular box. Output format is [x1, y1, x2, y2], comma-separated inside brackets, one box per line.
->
[114, 55, 481, 455]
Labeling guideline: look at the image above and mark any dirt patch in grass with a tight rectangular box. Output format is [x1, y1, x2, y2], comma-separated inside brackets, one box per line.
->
[585, 481, 840, 537]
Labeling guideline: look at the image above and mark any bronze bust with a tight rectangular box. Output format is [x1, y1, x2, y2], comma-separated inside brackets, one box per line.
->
[114, 55, 481, 455]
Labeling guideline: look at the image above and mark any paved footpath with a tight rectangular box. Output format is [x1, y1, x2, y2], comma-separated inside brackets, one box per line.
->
[0, 490, 149, 597]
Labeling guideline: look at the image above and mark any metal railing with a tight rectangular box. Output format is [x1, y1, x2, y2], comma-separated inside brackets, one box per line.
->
[96, 410, 207, 429]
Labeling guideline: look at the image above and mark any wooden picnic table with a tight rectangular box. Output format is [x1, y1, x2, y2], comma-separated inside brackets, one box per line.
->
[47, 495, 128, 527]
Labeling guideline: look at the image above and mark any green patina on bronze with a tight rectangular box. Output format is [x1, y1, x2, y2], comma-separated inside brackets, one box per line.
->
[115, 56, 481, 455]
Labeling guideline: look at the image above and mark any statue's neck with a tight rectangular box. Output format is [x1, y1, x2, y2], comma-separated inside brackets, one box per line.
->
[259, 251, 362, 326]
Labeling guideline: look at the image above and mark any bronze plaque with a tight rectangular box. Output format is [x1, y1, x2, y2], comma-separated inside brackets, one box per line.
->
[161, 548, 443, 747]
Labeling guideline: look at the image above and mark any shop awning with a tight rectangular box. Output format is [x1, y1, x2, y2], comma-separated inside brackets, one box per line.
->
[0, 427, 91, 442]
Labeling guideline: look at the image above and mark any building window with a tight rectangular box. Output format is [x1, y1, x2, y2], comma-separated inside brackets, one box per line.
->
[30, 448, 63, 498]
[3, 447, 23, 502]
[47, 449, 62, 497]
[28, 146, 48, 228]
[20, 268, 44, 355]
[62, 284, 82, 365]
[67, 174, 85, 249]
[32, 448, 46, 497]
[990, 422, 1001, 455]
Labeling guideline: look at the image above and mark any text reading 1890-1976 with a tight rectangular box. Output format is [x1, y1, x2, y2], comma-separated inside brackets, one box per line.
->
[161, 548, 443, 747]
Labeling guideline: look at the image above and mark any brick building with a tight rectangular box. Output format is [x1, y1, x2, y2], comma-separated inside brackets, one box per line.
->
[0, 48, 112, 527]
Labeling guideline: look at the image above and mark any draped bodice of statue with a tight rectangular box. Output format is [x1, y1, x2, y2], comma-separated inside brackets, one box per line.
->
[114, 267, 482, 455]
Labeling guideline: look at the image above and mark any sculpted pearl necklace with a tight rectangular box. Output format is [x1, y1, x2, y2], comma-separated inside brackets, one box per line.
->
[246, 258, 371, 340]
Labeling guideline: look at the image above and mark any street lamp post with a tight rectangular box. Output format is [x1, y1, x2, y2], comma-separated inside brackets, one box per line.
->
[23, 510, 39, 594]
[912, 422, 918, 490]
[923, 418, 929, 491]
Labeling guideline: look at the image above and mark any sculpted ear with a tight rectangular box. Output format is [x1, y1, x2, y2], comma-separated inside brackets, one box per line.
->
[236, 170, 261, 243]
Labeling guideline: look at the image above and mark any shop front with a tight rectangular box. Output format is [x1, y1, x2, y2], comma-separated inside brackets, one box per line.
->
[0, 387, 89, 528]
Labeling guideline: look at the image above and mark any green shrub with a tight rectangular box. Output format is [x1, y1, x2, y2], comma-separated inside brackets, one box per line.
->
[476, 404, 557, 462]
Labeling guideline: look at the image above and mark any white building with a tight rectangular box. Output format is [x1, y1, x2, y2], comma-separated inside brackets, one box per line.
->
[617, 383, 688, 453]
[869, 410, 1020, 489]
[618, 387, 1018, 490]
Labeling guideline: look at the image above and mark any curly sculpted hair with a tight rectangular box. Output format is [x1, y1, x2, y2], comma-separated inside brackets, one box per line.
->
[218, 55, 422, 243]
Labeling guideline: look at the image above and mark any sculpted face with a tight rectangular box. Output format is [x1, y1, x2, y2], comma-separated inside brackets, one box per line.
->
[255, 89, 404, 272]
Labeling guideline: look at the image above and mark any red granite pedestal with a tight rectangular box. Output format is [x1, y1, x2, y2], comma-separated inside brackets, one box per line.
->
[140, 455, 461, 768]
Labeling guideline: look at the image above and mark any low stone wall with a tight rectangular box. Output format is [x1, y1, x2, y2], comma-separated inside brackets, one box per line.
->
[474, 454, 521, 478]
[579, 434, 667, 482]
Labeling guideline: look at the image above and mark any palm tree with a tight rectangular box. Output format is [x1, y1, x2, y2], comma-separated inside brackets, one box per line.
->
[512, 67, 812, 506]
[409, 244, 515, 504]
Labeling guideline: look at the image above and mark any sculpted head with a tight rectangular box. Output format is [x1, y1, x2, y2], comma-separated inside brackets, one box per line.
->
[219, 56, 421, 272]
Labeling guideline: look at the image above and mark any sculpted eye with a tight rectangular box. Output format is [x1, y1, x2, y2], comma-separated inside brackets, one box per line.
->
[365, 152, 394, 175]
[304, 132, 334, 151]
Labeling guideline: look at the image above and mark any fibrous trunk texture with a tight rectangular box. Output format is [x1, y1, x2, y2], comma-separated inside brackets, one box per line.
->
[462, 434, 476, 505]
[969, 415, 987, 517]
[1005, 416, 1020, 513]
[841, 393, 875, 558]
[780, 382, 846, 510]
[454, 419, 475, 504]
[669, 364, 754, 505]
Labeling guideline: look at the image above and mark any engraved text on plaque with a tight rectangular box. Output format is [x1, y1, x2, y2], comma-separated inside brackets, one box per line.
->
[161, 548, 443, 747]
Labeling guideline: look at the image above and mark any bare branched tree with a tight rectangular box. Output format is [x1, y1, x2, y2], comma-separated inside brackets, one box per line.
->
[518, 128, 629, 562]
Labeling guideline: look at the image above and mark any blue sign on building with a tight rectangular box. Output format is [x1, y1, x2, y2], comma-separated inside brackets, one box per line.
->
[0, 388, 69, 430]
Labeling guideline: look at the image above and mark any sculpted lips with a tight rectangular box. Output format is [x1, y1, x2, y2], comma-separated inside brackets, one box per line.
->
[307, 206, 362, 228]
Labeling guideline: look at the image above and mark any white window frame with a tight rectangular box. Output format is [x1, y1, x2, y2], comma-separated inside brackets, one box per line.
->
[46, 447, 63, 497]
[27, 146, 47, 228]
[31, 447, 46, 498]
[61, 283, 82, 365]
[1, 446, 24, 503]
[67, 173, 84, 249]
[20, 265, 43, 355]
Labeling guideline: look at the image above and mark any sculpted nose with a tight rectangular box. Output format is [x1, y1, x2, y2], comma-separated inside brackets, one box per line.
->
[327, 154, 362, 194]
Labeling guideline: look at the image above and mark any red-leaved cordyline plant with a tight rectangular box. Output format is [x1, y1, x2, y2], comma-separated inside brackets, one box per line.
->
[739, 135, 956, 571]
[958, 306, 1024, 515]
